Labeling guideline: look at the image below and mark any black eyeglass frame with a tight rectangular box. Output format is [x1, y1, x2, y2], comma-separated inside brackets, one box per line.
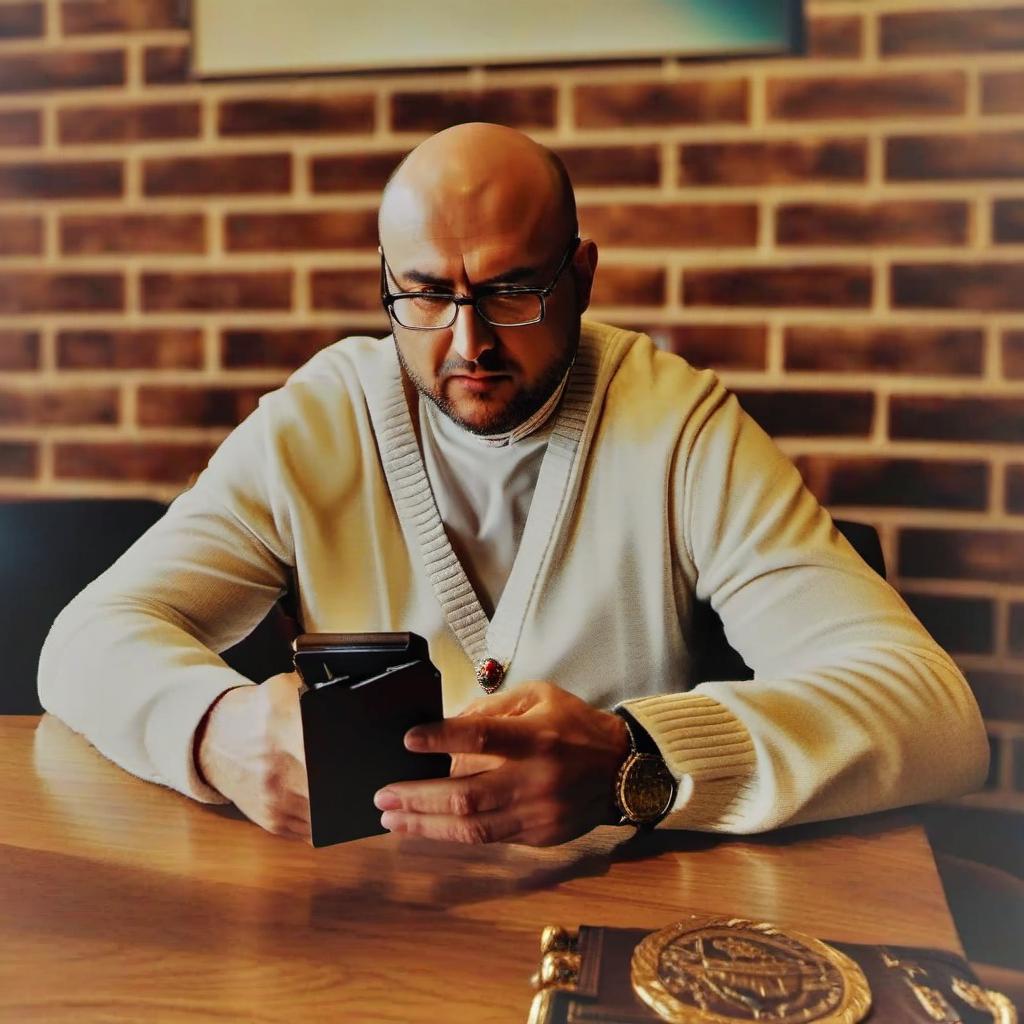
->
[379, 235, 581, 331]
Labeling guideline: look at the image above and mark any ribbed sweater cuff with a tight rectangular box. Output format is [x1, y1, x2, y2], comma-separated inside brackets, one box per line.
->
[618, 691, 758, 831]
[144, 672, 246, 805]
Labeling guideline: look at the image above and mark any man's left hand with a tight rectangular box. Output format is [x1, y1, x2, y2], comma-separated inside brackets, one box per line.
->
[373, 681, 631, 846]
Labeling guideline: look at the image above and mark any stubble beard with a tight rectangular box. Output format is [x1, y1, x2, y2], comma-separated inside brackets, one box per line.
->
[394, 329, 579, 436]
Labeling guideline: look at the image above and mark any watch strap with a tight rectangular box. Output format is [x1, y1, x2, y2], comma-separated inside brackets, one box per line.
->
[614, 707, 659, 756]
[613, 709, 677, 828]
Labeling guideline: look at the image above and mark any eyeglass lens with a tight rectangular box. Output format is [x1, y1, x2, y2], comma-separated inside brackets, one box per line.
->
[391, 291, 543, 329]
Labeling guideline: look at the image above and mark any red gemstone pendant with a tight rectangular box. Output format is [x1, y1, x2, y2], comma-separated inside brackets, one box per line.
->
[475, 658, 505, 693]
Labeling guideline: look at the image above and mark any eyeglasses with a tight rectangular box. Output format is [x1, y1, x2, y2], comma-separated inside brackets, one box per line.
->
[380, 235, 580, 331]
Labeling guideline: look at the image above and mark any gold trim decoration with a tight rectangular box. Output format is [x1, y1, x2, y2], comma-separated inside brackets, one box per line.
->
[952, 977, 1018, 1024]
[540, 925, 578, 956]
[527, 988, 556, 1024]
[631, 916, 872, 1024]
[537, 951, 581, 990]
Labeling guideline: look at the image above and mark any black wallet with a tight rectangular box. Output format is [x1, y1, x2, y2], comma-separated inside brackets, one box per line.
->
[292, 631, 449, 847]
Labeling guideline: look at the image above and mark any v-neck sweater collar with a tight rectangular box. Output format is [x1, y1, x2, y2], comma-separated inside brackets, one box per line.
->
[364, 322, 633, 686]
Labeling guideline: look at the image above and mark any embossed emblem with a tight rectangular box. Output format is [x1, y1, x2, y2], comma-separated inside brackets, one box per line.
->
[631, 917, 871, 1024]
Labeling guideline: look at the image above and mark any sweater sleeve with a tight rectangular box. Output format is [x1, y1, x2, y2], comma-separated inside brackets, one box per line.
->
[620, 379, 989, 833]
[37, 397, 293, 804]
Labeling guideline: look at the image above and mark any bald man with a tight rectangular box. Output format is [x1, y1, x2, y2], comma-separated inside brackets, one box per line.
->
[40, 124, 988, 846]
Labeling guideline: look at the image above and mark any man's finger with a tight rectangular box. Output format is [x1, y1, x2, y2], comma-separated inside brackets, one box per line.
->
[375, 769, 514, 818]
[456, 685, 539, 719]
[405, 715, 544, 758]
[380, 807, 526, 845]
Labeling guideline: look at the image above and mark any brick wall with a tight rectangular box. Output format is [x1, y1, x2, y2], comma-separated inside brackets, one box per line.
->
[1, 0, 1022, 808]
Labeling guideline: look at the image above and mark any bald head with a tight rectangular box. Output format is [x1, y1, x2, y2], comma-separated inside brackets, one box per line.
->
[378, 123, 576, 255]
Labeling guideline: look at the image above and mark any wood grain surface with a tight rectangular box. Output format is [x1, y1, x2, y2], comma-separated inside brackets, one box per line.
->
[0, 715, 961, 1023]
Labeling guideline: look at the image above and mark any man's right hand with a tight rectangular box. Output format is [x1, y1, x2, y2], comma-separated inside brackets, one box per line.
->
[195, 672, 310, 841]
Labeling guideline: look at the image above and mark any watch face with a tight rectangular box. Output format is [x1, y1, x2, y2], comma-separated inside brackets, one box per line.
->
[621, 753, 675, 822]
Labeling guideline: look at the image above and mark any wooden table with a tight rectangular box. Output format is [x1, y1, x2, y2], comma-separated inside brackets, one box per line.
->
[0, 715, 961, 1023]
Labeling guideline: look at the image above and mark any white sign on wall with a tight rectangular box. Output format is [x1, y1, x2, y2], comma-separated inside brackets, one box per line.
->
[193, 0, 803, 78]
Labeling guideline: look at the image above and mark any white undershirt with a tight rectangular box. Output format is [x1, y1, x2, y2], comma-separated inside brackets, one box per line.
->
[419, 396, 549, 617]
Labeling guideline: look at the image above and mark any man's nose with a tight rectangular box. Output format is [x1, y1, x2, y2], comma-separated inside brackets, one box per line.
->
[450, 302, 497, 363]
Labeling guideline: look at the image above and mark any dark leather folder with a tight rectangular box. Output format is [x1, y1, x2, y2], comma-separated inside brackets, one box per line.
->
[293, 632, 449, 848]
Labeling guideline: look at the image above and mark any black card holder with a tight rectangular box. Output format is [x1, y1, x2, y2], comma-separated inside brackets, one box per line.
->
[293, 632, 450, 848]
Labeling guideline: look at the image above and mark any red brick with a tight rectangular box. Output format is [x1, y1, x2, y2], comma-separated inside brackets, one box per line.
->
[0, 110, 41, 147]
[137, 385, 270, 428]
[891, 395, 1024, 443]
[0, 2, 43, 38]
[58, 101, 199, 144]
[555, 145, 660, 188]
[641, 324, 767, 370]
[795, 455, 988, 511]
[0, 272, 122, 313]
[60, 213, 204, 255]
[311, 151, 407, 194]
[143, 44, 189, 85]
[0, 331, 40, 370]
[222, 328, 338, 369]
[807, 15, 862, 58]
[142, 271, 291, 312]
[1009, 603, 1024, 655]
[219, 95, 375, 136]
[57, 328, 203, 369]
[61, 0, 186, 33]
[1008, 465, 1024, 514]
[967, 670, 1024, 723]
[144, 154, 290, 197]
[55, 442, 215, 483]
[982, 71, 1024, 115]
[311, 269, 382, 311]
[684, 265, 872, 309]
[994, 200, 1024, 244]
[899, 528, 1024, 583]
[881, 8, 1024, 56]
[580, 203, 756, 248]
[225, 210, 378, 252]
[0, 441, 37, 478]
[768, 72, 965, 121]
[391, 87, 556, 132]
[588, 267, 665, 307]
[0, 160, 121, 200]
[903, 593, 994, 655]
[0, 48, 123, 94]
[678, 138, 866, 187]
[784, 325, 983, 376]
[1005, 331, 1024, 378]
[893, 262, 1024, 312]
[575, 80, 747, 129]
[0, 215, 43, 256]
[887, 132, 1024, 181]
[0, 387, 118, 426]
[734, 389, 873, 438]
[777, 201, 968, 247]
[221, 327, 393, 369]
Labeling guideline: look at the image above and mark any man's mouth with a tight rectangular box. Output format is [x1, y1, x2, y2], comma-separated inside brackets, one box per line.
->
[447, 373, 510, 393]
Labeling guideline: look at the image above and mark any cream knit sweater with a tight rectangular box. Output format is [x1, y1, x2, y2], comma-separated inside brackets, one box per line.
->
[38, 320, 989, 833]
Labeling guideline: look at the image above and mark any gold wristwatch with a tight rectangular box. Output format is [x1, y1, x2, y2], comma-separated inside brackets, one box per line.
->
[613, 709, 676, 827]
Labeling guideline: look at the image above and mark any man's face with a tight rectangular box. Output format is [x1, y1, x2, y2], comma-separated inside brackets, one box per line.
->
[382, 227, 592, 436]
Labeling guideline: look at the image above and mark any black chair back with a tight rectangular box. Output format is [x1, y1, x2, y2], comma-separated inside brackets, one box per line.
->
[1, 499, 166, 714]
[1, 498, 298, 714]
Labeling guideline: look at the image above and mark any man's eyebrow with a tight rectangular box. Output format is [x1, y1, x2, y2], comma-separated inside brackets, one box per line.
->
[396, 264, 542, 290]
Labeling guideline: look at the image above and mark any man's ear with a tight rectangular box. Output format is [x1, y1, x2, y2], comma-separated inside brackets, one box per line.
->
[572, 238, 599, 314]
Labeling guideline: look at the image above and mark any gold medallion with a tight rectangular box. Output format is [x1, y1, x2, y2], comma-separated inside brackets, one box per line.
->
[631, 916, 871, 1024]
